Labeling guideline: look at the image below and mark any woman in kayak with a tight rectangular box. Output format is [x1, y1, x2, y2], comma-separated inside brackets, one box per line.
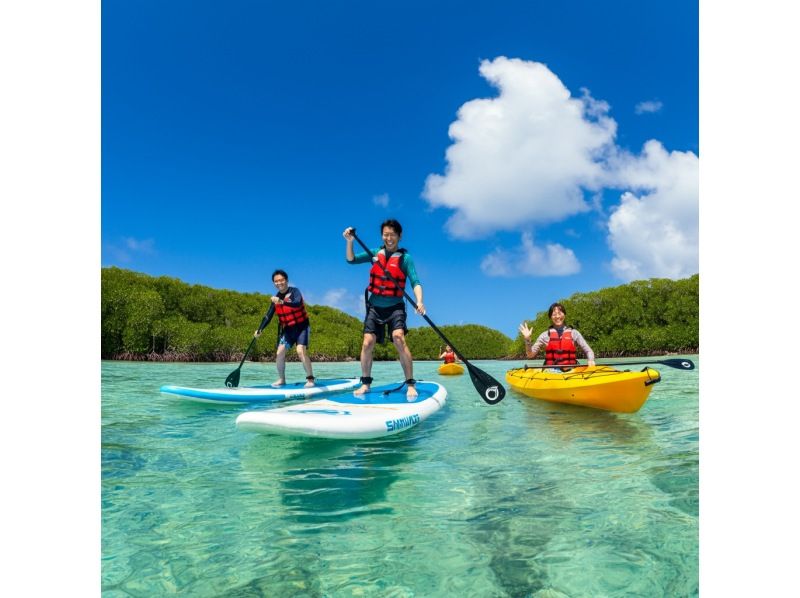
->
[343, 220, 425, 400]
[254, 269, 316, 388]
[518, 302, 596, 369]
[438, 345, 459, 364]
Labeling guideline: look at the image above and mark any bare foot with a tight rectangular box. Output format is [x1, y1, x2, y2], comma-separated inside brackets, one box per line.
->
[354, 384, 370, 396]
[406, 385, 418, 401]
[271, 379, 285, 388]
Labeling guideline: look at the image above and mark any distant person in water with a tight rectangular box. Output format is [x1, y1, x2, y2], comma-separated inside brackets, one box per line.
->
[518, 302, 596, 369]
[438, 345, 458, 364]
[343, 219, 425, 400]
[254, 269, 315, 388]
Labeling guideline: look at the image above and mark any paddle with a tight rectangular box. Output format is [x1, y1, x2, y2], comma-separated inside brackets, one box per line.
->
[523, 358, 696, 371]
[225, 305, 276, 388]
[349, 228, 506, 404]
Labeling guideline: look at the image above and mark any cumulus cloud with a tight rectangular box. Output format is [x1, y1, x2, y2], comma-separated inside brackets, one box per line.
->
[422, 57, 617, 239]
[105, 236, 156, 263]
[322, 288, 348, 308]
[481, 232, 580, 277]
[318, 287, 365, 317]
[423, 56, 697, 281]
[606, 140, 699, 280]
[635, 100, 663, 114]
[372, 193, 390, 208]
[124, 237, 156, 253]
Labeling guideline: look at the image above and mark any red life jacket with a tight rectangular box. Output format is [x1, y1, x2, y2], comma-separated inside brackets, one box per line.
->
[443, 351, 455, 364]
[368, 249, 407, 297]
[544, 328, 577, 366]
[274, 293, 309, 328]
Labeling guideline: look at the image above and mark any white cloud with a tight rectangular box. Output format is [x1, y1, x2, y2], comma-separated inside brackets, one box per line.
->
[124, 237, 155, 253]
[606, 140, 699, 280]
[422, 56, 697, 283]
[105, 236, 156, 263]
[635, 100, 663, 114]
[481, 232, 580, 277]
[317, 287, 365, 317]
[422, 57, 617, 239]
[322, 288, 347, 308]
[372, 193, 390, 208]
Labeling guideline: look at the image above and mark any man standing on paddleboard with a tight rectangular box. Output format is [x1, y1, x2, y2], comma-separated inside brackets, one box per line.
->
[343, 220, 425, 400]
[254, 269, 316, 388]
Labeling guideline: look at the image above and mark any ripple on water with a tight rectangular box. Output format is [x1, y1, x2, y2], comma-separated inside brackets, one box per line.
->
[102, 359, 698, 596]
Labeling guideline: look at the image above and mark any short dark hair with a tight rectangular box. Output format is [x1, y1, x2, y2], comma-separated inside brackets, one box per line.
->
[272, 269, 289, 282]
[380, 219, 403, 236]
[548, 302, 566, 318]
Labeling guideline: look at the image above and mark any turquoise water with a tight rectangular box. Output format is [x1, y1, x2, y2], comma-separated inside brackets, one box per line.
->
[102, 357, 698, 597]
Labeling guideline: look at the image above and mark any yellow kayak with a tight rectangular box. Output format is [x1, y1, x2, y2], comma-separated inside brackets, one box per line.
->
[438, 363, 465, 376]
[505, 365, 661, 413]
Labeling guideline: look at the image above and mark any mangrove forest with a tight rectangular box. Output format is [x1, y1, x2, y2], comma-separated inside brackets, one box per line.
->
[101, 267, 698, 361]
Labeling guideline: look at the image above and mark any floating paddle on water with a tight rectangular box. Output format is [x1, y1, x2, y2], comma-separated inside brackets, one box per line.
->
[349, 228, 506, 404]
[225, 305, 276, 387]
[523, 358, 695, 371]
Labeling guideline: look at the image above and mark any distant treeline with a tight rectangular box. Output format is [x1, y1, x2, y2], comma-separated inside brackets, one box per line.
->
[509, 274, 699, 358]
[101, 267, 512, 361]
[101, 267, 697, 362]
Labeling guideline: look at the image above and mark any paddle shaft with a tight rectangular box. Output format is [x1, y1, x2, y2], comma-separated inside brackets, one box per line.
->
[524, 358, 695, 371]
[349, 229, 505, 403]
[236, 336, 258, 369]
[242, 304, 277, 367]
[256, 304, 277, 336]
[225, 305, 276, 387]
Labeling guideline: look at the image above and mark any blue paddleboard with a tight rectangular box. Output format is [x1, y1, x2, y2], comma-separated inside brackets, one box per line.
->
[160, 378, 360, 404]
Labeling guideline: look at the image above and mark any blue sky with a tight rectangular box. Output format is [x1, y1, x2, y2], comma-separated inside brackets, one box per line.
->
[102, 0, 698, 337]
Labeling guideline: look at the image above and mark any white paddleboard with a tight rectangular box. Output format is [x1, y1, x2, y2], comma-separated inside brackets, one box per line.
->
[235, 381, 447, 439]
[160, 378, 360, 405]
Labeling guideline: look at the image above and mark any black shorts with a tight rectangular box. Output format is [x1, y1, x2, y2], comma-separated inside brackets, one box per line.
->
[363, 303, 407, 344]
[277, 323, 310, 348]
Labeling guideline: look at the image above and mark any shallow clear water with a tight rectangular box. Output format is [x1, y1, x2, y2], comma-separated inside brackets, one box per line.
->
[102, 357, 698, 597]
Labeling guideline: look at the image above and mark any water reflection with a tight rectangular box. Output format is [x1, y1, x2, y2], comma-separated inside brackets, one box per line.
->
[238, 433, 419, 529]
[278, 436, 416, 527]
[456, 390, 672, 596]
[512, 389, 655, 447]
[463, 473, 563, 596]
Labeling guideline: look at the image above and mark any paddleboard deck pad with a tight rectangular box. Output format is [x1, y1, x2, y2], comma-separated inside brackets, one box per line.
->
[160, 378, 360, 404]
[236, 381, 447, 439]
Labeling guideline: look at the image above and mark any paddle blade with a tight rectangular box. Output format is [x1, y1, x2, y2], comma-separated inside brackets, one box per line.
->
[465, 363, 506, 404]
[225, 368, 241, 388]
[663, 358, 695, 370]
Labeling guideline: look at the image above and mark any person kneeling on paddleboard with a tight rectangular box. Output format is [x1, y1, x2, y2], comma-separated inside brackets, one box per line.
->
[518, 302, 595, 371]
[343, 220, 425, 400]
[254, 269, 316, 388]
